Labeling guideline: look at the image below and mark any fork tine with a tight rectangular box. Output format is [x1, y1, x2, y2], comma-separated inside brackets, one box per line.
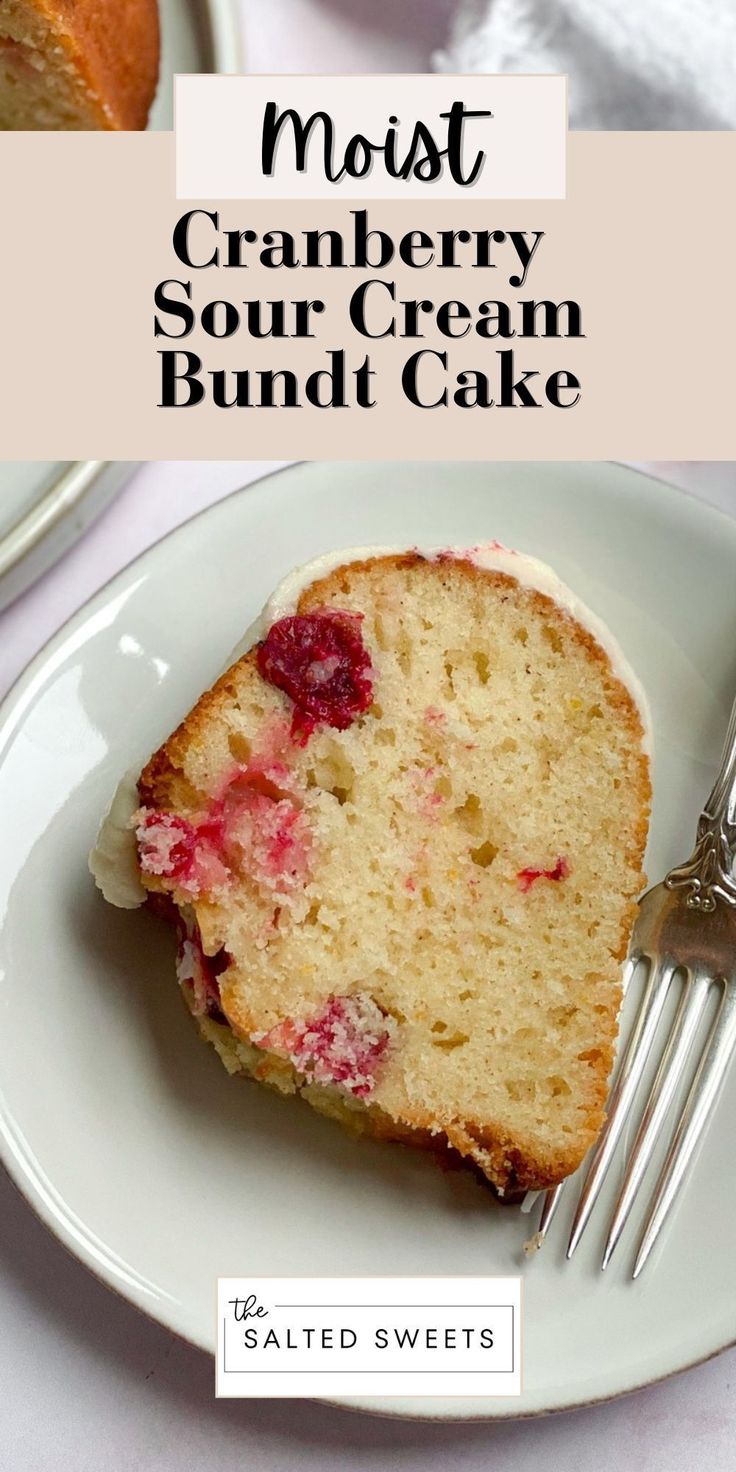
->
[601, 970, 711, 1270]
[566, 957, 675, 1259]
[633, 981, 736, 1278]
[536, 1183, 564, 1242]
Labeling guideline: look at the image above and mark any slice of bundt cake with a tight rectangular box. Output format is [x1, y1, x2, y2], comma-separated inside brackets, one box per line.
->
[93, 545, 651, 1194]
[0, 0, 159, 129]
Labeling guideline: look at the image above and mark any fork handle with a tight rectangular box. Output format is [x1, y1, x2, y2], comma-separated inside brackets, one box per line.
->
[666, 692, 736, 911]
[704, 691, 736, 828]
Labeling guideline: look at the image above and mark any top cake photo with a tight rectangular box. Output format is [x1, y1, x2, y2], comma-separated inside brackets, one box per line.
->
[1, 1, 732, 130]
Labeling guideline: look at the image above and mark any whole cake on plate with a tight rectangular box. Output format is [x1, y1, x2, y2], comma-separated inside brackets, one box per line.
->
[91, 544, 651, 1195]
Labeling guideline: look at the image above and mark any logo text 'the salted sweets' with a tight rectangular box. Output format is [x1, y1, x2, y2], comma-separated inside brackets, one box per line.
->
[161, 75, 575, 413]
[216, 1277, 522, 1398]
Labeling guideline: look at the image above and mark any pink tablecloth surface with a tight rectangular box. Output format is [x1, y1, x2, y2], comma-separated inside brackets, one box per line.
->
[239, 0, 456, 75]
[1, 460, 735, 1472]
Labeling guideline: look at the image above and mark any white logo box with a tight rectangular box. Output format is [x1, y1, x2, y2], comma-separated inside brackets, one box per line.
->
[217, 1276, 521, 1398]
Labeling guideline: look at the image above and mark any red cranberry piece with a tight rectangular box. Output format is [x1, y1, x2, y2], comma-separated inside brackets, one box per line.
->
[517, 856, 570, 893]
[257, 611, 373, 739]
[177, 925, 231, 1023]
[137, 812, 197, 880]
[255, 994, 391, 1097]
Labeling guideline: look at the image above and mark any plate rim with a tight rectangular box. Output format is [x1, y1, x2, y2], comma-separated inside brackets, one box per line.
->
[148, 0, 244, 132]
[1, 460, 736, 1423]
[0, 461, 140, 614]
[203, 0, 245, 75]
[0, 462, 121, 579]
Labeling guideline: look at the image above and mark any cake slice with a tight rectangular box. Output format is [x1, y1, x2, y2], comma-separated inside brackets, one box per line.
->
[0, 0, 159, 129]
[92, 545, 651, 1194]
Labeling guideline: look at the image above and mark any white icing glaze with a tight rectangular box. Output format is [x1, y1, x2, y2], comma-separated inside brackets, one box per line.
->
[90, 542, 652, 909]
[88, 767, 146, 908]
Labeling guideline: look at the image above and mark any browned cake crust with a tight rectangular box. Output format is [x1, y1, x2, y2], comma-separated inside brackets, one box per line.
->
[0, 0, 159, 129]
[135, 554, 651, 1194]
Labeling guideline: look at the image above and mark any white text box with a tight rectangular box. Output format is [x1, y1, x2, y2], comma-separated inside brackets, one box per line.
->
[176, 75, 566, 200]
[216, 1276, 522, 1398]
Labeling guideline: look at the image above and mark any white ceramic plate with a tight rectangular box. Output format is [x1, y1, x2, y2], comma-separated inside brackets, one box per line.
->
[149, 0, 242, 130]
[1, 462, 735, 1421]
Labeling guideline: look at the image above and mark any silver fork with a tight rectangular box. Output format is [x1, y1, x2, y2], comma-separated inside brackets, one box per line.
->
[534, 692, 736, 1277]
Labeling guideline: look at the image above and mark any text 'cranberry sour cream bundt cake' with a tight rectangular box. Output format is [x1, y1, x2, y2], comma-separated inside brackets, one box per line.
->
[0, 0, 159, 129]
[90, 544, 651, 1194]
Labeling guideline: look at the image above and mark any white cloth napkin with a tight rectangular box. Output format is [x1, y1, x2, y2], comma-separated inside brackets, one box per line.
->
[434, 0, 736, 129]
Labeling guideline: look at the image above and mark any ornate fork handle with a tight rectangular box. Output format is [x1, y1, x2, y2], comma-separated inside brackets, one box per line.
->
[666, 692, 736, 912]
